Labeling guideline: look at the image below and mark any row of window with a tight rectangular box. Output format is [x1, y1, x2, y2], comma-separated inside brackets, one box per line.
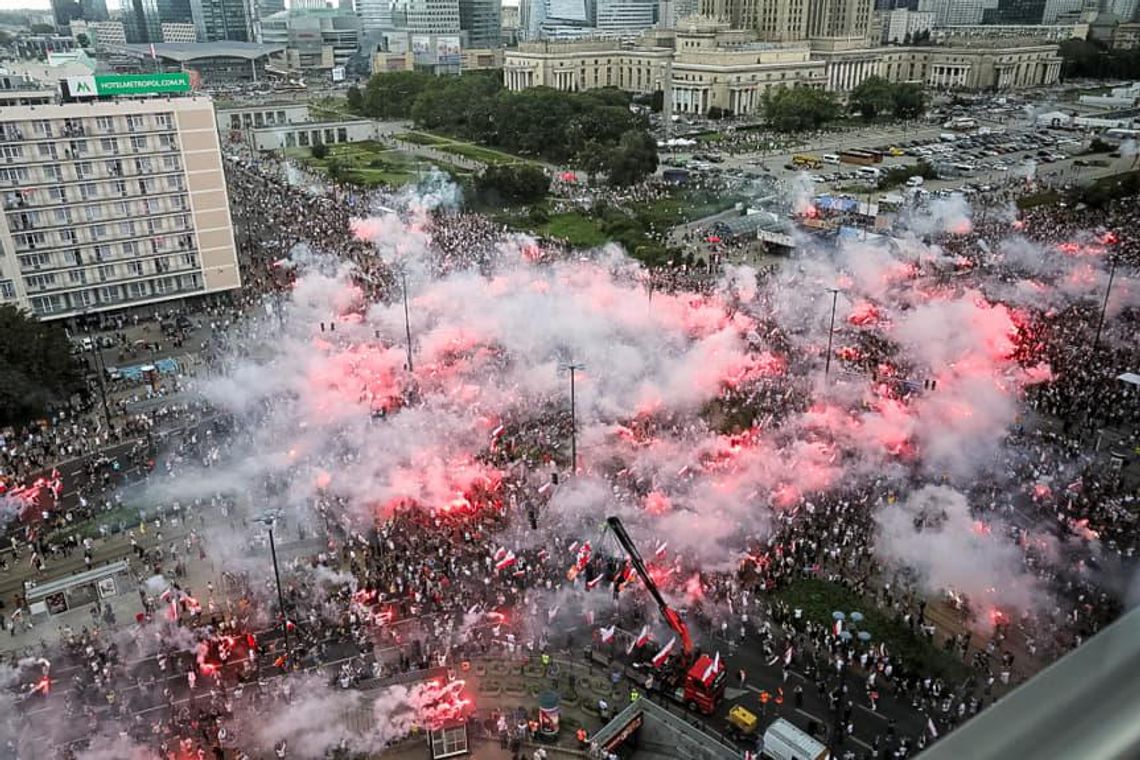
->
[24, 253, 199, 291]
[0, 112, 174, 143]
[14, 221, 194, 258]
[6, 194, 189, 227]
[30, 272, 203, 315]
[3, 174, 185, 212]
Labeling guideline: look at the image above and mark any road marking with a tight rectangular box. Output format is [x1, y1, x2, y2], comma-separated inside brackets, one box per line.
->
[857, 704, 888, 722]
[848, 735, 873, 751]
[795, 708, 826, 724]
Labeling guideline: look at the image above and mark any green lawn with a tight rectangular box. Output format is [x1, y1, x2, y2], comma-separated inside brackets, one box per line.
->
[537, 212, 610, 247]
[773, 579, 969, 682]
[396, 131, 537, 166]
[289, 141, 431, 188]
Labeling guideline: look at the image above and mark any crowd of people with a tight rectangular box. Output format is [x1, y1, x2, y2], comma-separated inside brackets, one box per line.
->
[0, 139, 1137, 760]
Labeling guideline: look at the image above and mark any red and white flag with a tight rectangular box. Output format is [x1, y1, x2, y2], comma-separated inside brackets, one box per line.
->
[833, 619, 843, 637]
[702, 651, 721, 682]
[926, 717, 939, 738]
[495, 551, 516, 572]
[651, 637, 676, 668]
[654, 541, 667, 558]
[599, 625, 615, 644]
[627, 625, 650, 654]
[784, 644, 795, 666]
[586, 573, 606, 591]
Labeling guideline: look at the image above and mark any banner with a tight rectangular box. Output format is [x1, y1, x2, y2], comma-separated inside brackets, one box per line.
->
[412, 35, 432, 64]
[437, 35, 460, 66]
[68, 73, 191, 98]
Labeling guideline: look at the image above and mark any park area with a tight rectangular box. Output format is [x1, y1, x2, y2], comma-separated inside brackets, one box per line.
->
[288, 141, 473, 188]
[395, 131, 538, 167]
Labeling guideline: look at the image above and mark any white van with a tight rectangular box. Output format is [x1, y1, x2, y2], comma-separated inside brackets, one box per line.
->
[761, 718, 831, 760]
[856, 166, 881, 179]
[822, 154, 840, 165]
[905, 175, 925, 187]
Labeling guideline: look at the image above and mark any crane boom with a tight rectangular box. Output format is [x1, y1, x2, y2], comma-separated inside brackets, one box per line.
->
[606, 516, 694, 657]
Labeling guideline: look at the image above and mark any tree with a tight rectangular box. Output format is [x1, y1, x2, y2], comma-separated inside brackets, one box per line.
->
[0, 305, 84, 427]
[892, 82, 926, 120]
[346, 85, 363, 112]
[361, 70, 436, 119]
[30, 23, 54, 34]
[75, 33, 90, 48]
[475, 164, 550, 205]
[849, 76, 894, 120]
[762, 86, 840, 132]
[311, 141, 328, 159]
[603, 130, 658, 186]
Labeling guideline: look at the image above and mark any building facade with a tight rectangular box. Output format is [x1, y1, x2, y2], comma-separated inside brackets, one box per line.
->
[0, 96, 240, 319]
[161, 21, 200, 41]
[260, 8, 362, 69]
[503, 22, 1062, 116]
[594, 0, 657, 35]
[190, 0, 253, 42]
[459, 0, 503, 48]
[882, 8, 933, 42]
[406, 0, 462, 33]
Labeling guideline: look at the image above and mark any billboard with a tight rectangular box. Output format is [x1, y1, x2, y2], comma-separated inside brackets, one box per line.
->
[437, 35, 460, 67]
[68, 73, 191, 98]
[331, 65, 346, 82]
[412, 35, 432, 65]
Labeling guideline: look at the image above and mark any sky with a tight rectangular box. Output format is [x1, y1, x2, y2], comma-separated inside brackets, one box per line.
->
[1, 1, 53, 11]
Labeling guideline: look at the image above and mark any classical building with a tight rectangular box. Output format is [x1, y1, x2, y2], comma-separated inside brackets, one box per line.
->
[0, 91, 240, 319]
[502, 19, 1062, 115]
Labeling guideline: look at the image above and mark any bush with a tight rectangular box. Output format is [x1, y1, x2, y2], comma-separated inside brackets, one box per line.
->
[310, 142, 329, 160]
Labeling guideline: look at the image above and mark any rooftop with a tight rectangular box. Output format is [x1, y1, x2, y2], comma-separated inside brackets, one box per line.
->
[120, 42, 285, 62]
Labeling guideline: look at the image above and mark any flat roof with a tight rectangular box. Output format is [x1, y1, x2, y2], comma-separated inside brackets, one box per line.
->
[122, 42, 285, 62]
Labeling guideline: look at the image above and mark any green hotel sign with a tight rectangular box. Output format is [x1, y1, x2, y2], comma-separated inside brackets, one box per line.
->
[68, 73, 192, 98]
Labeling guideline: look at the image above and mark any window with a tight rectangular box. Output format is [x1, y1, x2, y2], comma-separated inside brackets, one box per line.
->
[230, 115, 241, 130]
[130, 135, 148, 151]
[138, 179, 149, 194]
[1, 145, 24, 159]
[76, 162, 93, 178]
[26, 273, 58, 290]
[94, 244, 110, 261]
[43, 164, 61, 182]
[126, 115, 144, 131]
[167, 175, 184, 190]
[113, 180, 127, 195]
[119, 221, 133, 236]
[60, 228, 77, 244]
[73, 289, 95, 308]
[0, 167, 29, 184]
[122, 241, 137, 256]
[155, 113, 173, 129]
[101, 137, 118, 153]
[135, 157, 153, 173]
[98, 264, 114, 281]
[34, 120, 53, 137]
[80, 183, 97, 199]
[31, 295, 66, 314]
[0, 280, 15, 300]
[92, 224, 107, 239]
[49, 186, 66, 202]
[158, 134, 175, 150]
[69, 269, 87, 284]
[182, 252, 196, 267]
[127, 281, 148, 299]
[18, 252, 48, 269]
[125, 260, 142, 276]
[96, 116, 114, 131]
[162, 155, 179, 171]
[146, 198, 161, 214]
[37, 143, 55, 158]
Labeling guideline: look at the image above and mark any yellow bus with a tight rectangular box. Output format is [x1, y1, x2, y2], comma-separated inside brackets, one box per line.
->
[792, 154, 823, 169]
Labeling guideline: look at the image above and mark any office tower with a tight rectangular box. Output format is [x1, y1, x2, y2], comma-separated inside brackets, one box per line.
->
[190, 0, 253, 41]
[357, 0, 395, 31]
[595, 0, 656, 33]
[406, 0, 461, 32]
[459, 0, 502, 47]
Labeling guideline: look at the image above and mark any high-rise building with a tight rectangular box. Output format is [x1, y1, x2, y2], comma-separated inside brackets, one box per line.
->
[190, 0, 253, 41]
[53, 0, 110, 29]
[520, 0, 546, 38]
[0, 95, 240, 319]
[808, 0, 874, 37]
[459, 0, 502, 48]
[406, 0, 461, 33]
[595, 0, 655, 34]
[981, 0, 1046, 23]
[357, 0, 395, 31]
[704, 0, 856, 41]
[119, 0, 194, 43]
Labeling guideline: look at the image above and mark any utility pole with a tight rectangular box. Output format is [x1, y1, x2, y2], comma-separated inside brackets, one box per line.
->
[257, 512, 291, 663]
[1092, 256, 1117, 352]
[824, 288, 840, 378]
[401, 269, 414, 372]
[82, 316, 113, 432]
[560, 362, 585, 475]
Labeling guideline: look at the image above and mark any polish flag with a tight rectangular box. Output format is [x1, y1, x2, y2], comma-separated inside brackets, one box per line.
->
[651, 637, 676, 668]
[599, 625, 615, 644]
[586, 573, 606, 591]
[833, 619, 842, 637]
[654, 541, 667, 558]
[493, 547, 507, 562]
[495, 552, 516, 572]
[627, 625, 650, 654]
[702, 651, 721, 682]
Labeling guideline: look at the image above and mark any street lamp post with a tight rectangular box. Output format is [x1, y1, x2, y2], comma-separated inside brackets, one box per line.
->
[560, 362, 585, 475]
[824, 288, 840, 378]
[256, 511, 291, 664]
[401, 269, 414, 373]
[1092, 256, 1117, 352]
[80, 314, 113, 432]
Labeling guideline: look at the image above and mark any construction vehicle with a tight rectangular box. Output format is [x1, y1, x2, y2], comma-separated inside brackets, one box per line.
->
[605, 516, 726, 715]
[727, 705, 760, 742]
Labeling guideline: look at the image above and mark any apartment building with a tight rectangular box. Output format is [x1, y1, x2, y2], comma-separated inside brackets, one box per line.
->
[0, 93, 240, 319]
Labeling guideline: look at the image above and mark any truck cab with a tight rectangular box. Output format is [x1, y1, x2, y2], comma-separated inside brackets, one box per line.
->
[677, 654, 726, 714]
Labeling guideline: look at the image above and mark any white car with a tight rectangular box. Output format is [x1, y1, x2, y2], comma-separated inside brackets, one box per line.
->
[809, 175, 827, 184]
